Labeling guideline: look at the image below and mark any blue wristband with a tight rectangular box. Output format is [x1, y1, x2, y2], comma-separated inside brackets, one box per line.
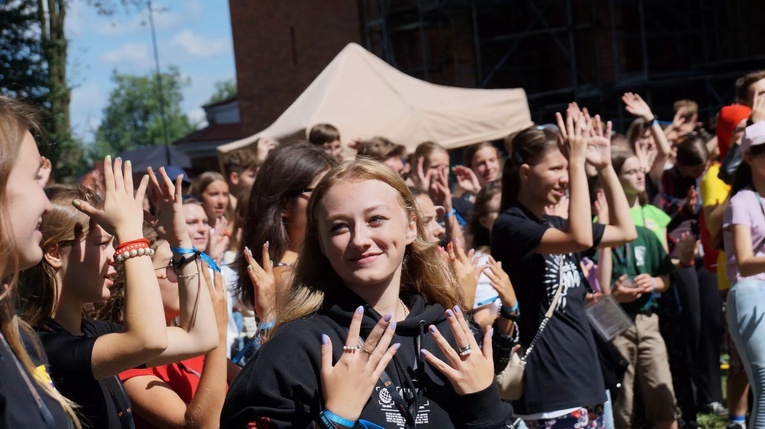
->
[501, 302, 519, 313]
[323, 410, 356, 428]
[169, 246, 221, 272]
[259, 320, 275, 330]
[443, 208, 457, 218]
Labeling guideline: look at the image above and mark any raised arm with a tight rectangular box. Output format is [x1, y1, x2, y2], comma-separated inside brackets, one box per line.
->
[590, 115, 637, 248]
[145, 167, 218, 366]
[74, 156, 168, 380]
[122, 266, 229, 429]
[623, 92, 672, 185]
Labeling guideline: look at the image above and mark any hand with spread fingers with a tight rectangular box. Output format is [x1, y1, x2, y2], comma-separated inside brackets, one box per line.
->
[452, 165, 481, 195]
[445, 240, 484, 309]
[422, 306, 494, 395]
[320, 306, 400, 422]
[585, 114, 613, 171]
[73, 156, 148, 242]
[410, 156, 434, 192]
[483, 256, 517, 309]
[243, 242, 276, 322]
[555, 111, 588, 164]
[146, 166, 193, 249]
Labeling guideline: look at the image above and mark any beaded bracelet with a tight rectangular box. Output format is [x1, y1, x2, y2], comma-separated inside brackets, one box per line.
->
[114, 244, 154, 263]
[114, 238, 150, 258]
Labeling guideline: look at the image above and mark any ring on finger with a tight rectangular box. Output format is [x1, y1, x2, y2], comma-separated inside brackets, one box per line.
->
[343, 345, 360, 353]
[456, 345, 472, 357]
[360, 347, 373, 354]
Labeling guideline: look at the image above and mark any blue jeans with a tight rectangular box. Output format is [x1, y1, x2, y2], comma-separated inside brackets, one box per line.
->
[726, 279, 765, 428]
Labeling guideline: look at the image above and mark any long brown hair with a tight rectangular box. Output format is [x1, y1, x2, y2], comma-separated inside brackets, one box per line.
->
[18, 185, 103, 328]
[0, 96, 81, 427]
[276, 159, 461, 328]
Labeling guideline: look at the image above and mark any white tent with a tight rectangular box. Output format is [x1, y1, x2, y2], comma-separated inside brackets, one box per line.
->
[218, 43, 532, 156]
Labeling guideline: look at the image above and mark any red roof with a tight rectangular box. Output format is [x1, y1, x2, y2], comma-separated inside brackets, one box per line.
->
[174, 123, 245, 145]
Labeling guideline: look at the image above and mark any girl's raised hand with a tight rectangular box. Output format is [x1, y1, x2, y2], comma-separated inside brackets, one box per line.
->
[410, 156, 431, 192]
[146, 166, 192, 248]
[555, 110, 587, 163]
[321, 307, 399, 422]
[585, 114, 612, 171]
[208, 216, 230, 262]
[452, 165, 481, 194]
[483, 257, 517, 308]
[622, 92, 654, 121]
[243, 243, 276, 321]
[422, 306, 494, 395]
[73, 156, 148, 241]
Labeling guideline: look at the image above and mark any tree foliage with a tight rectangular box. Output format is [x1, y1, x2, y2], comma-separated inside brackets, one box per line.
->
[206, 79, 237, 104]
[0, 0, 48, 104]
[94, 66, 195, 157]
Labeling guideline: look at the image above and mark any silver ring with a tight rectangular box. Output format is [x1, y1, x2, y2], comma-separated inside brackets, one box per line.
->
[457, 345, 472, 357]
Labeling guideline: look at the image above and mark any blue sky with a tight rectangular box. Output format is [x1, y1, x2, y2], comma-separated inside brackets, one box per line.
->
[66, 0, 235, 143]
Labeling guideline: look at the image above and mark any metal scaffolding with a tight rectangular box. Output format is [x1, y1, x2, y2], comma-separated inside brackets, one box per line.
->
[362, 0, 765, 131]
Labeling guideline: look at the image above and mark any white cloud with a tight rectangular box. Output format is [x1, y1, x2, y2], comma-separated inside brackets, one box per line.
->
[99, 43, 152, 66]
[188, 108, 208, 128]
[70, 82, 105, 141]
[170, 30, 231, 58]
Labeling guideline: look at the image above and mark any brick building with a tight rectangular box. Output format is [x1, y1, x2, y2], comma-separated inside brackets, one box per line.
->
[228, 1, 765, 137]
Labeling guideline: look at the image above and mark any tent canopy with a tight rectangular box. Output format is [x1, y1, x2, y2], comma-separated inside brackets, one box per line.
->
[218, 43, 532, 157]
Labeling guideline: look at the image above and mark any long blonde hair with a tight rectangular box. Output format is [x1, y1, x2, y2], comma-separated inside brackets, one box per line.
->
[0, 96, 81, 427]
[277, 159, 461, 328]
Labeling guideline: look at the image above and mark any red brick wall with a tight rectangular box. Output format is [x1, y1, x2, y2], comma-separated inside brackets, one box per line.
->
[229, 1, 363, 136]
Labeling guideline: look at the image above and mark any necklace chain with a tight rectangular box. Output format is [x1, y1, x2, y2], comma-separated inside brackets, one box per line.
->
[399, 298, 409, 319]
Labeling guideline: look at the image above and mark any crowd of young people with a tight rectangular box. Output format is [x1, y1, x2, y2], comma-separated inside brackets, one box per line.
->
[2, 70, 765, 429]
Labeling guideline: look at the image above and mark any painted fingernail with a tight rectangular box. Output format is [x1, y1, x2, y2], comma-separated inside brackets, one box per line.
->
[71, 199, 80, 207]
[393, 343, 401, 350]
[125, 160, 131, 167]
[322, 334, 329, 345]
[247, 264, 253, 271]
[453, 305, 462, 314]
[489, 327, 494, 337]
[105, 155, 111, 162]
[383, 314, 392, 322]
[446, 309, 454, 318]
[389, 321, 397, 331]
[429, 324, 437, 333]
[356, 306, 364, 314]
[244, 246, 251, 256]
[115, 157, 121, 162]
[421, 349, 429, 356]
[269, 260, 274, 267]
[265, 240, 270, 249]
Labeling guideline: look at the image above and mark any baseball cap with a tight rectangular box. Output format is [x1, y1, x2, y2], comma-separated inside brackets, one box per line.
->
[740, 121, 765, 154]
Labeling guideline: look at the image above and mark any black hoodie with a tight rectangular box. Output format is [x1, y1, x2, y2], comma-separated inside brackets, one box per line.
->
[221, 289, 514, 428]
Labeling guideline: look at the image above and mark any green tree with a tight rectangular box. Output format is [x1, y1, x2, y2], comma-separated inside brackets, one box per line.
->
[94, 66, 195, 157]
[206, 78, 237, 104]
[0, 0, 48, 104]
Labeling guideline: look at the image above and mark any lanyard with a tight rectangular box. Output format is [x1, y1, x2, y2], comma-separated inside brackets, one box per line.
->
[0, 332, 62, 429]
[612, 243, 631, 267]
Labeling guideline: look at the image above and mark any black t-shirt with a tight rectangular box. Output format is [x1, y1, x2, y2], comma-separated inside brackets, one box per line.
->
[491, 204, 607, 415]
[0, 327, 73, 428]
[38, 318, 134, 429]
